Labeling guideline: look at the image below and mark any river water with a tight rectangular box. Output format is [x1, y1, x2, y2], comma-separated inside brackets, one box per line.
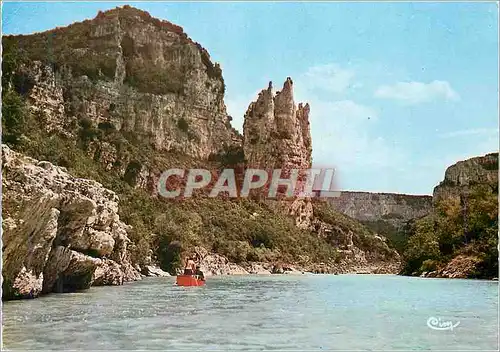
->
[1, 275, 498, 350]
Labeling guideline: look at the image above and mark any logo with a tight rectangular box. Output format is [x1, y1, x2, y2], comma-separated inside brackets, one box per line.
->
[427, 317, 460, 331]
[156, 167, 341, 199]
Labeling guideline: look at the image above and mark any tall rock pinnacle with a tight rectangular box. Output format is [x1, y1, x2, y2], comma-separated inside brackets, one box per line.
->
[242, 78, 313, 228]
[243, 77, 312, 171]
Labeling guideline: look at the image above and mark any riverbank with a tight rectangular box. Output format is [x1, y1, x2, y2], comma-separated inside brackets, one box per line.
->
[189, 245, 401, 277]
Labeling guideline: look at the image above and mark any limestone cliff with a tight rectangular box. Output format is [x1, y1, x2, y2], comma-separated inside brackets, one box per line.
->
[2, 145, 141, 300]
[433, 153, 498, 202]
[3, 5, 238, 164]
[328, 192, 432, 246]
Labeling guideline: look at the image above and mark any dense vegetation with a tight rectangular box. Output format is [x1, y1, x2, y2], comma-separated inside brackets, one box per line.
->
[400, 184, 498, 279]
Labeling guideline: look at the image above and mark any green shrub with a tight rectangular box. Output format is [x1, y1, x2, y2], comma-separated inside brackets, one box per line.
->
[2, 89, 28, 146]
[158, 239, 184, 274]
[177, 117, 189, 132]
[420, 259, 438, 272]
[97, 121, 116, 133]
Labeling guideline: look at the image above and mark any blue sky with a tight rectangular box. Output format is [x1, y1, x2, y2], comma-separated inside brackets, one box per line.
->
[3, 1, 498, 195]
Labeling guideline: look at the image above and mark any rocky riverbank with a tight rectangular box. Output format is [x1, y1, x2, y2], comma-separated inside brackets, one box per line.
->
[1, 145, 399, 300]
[194, 246, 399, 276]
[1, 145, 142, 299]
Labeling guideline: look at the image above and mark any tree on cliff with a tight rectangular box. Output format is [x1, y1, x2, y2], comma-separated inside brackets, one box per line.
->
[401, 183, 498, 278]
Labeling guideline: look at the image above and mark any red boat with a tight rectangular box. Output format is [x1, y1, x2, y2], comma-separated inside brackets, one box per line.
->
[176, 275, 205, 286]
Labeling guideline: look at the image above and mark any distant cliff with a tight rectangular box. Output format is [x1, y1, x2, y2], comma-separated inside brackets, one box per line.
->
[329, 191, 432, 229]
[328, 192, 432, 251]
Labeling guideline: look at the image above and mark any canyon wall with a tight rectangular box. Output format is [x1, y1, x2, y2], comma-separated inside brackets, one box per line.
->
[329, 192, 433, 231]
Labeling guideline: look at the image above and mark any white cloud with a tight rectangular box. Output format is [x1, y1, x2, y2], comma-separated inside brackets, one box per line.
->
[302, 64, 355, 94]
[307, 99, 401, 169]
[439, 128, 499, 138]
[292, 68, 412, 191]
[374, 80, 459, 104]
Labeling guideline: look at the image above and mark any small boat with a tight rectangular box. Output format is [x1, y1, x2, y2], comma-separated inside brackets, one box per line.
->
[176, 275, 205, 286]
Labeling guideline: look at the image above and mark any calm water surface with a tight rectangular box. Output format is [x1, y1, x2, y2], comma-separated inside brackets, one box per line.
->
[2, 275, 498, 350]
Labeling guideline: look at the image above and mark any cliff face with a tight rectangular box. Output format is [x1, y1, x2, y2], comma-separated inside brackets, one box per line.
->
[243, 78, 313, 229]
[1, 145, 141, 300]
[329, 192, 432, 231]
[3, 5, 238, 161]
[433, 153, 498, 202]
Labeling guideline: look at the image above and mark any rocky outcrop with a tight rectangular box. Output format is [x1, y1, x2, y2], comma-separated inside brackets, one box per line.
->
[243, 78, 313, 229]
[433, 153, 498, 203]
[420, 255, 483, 279]
[141, 265, 170, 277]
[3, 7, 402, 281]
[2, 145, 141, 300]
[241, 79, 400, 272]
[243, 79, 311, 171]
[3, 5, 239, 165]
[329, 191, 432, 231]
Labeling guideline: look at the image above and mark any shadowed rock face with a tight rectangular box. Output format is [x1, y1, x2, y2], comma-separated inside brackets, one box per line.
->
[3, 5, 237, 160]
[1, 145, 141, 300]
[405, 153, 498, 279]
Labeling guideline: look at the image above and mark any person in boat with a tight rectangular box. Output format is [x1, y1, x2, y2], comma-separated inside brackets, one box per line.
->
[195, 265, 205, 281]
[183, 256, 196, 275]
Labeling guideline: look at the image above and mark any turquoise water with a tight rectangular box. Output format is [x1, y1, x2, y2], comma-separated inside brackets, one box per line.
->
[2, 275, 498, 350]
